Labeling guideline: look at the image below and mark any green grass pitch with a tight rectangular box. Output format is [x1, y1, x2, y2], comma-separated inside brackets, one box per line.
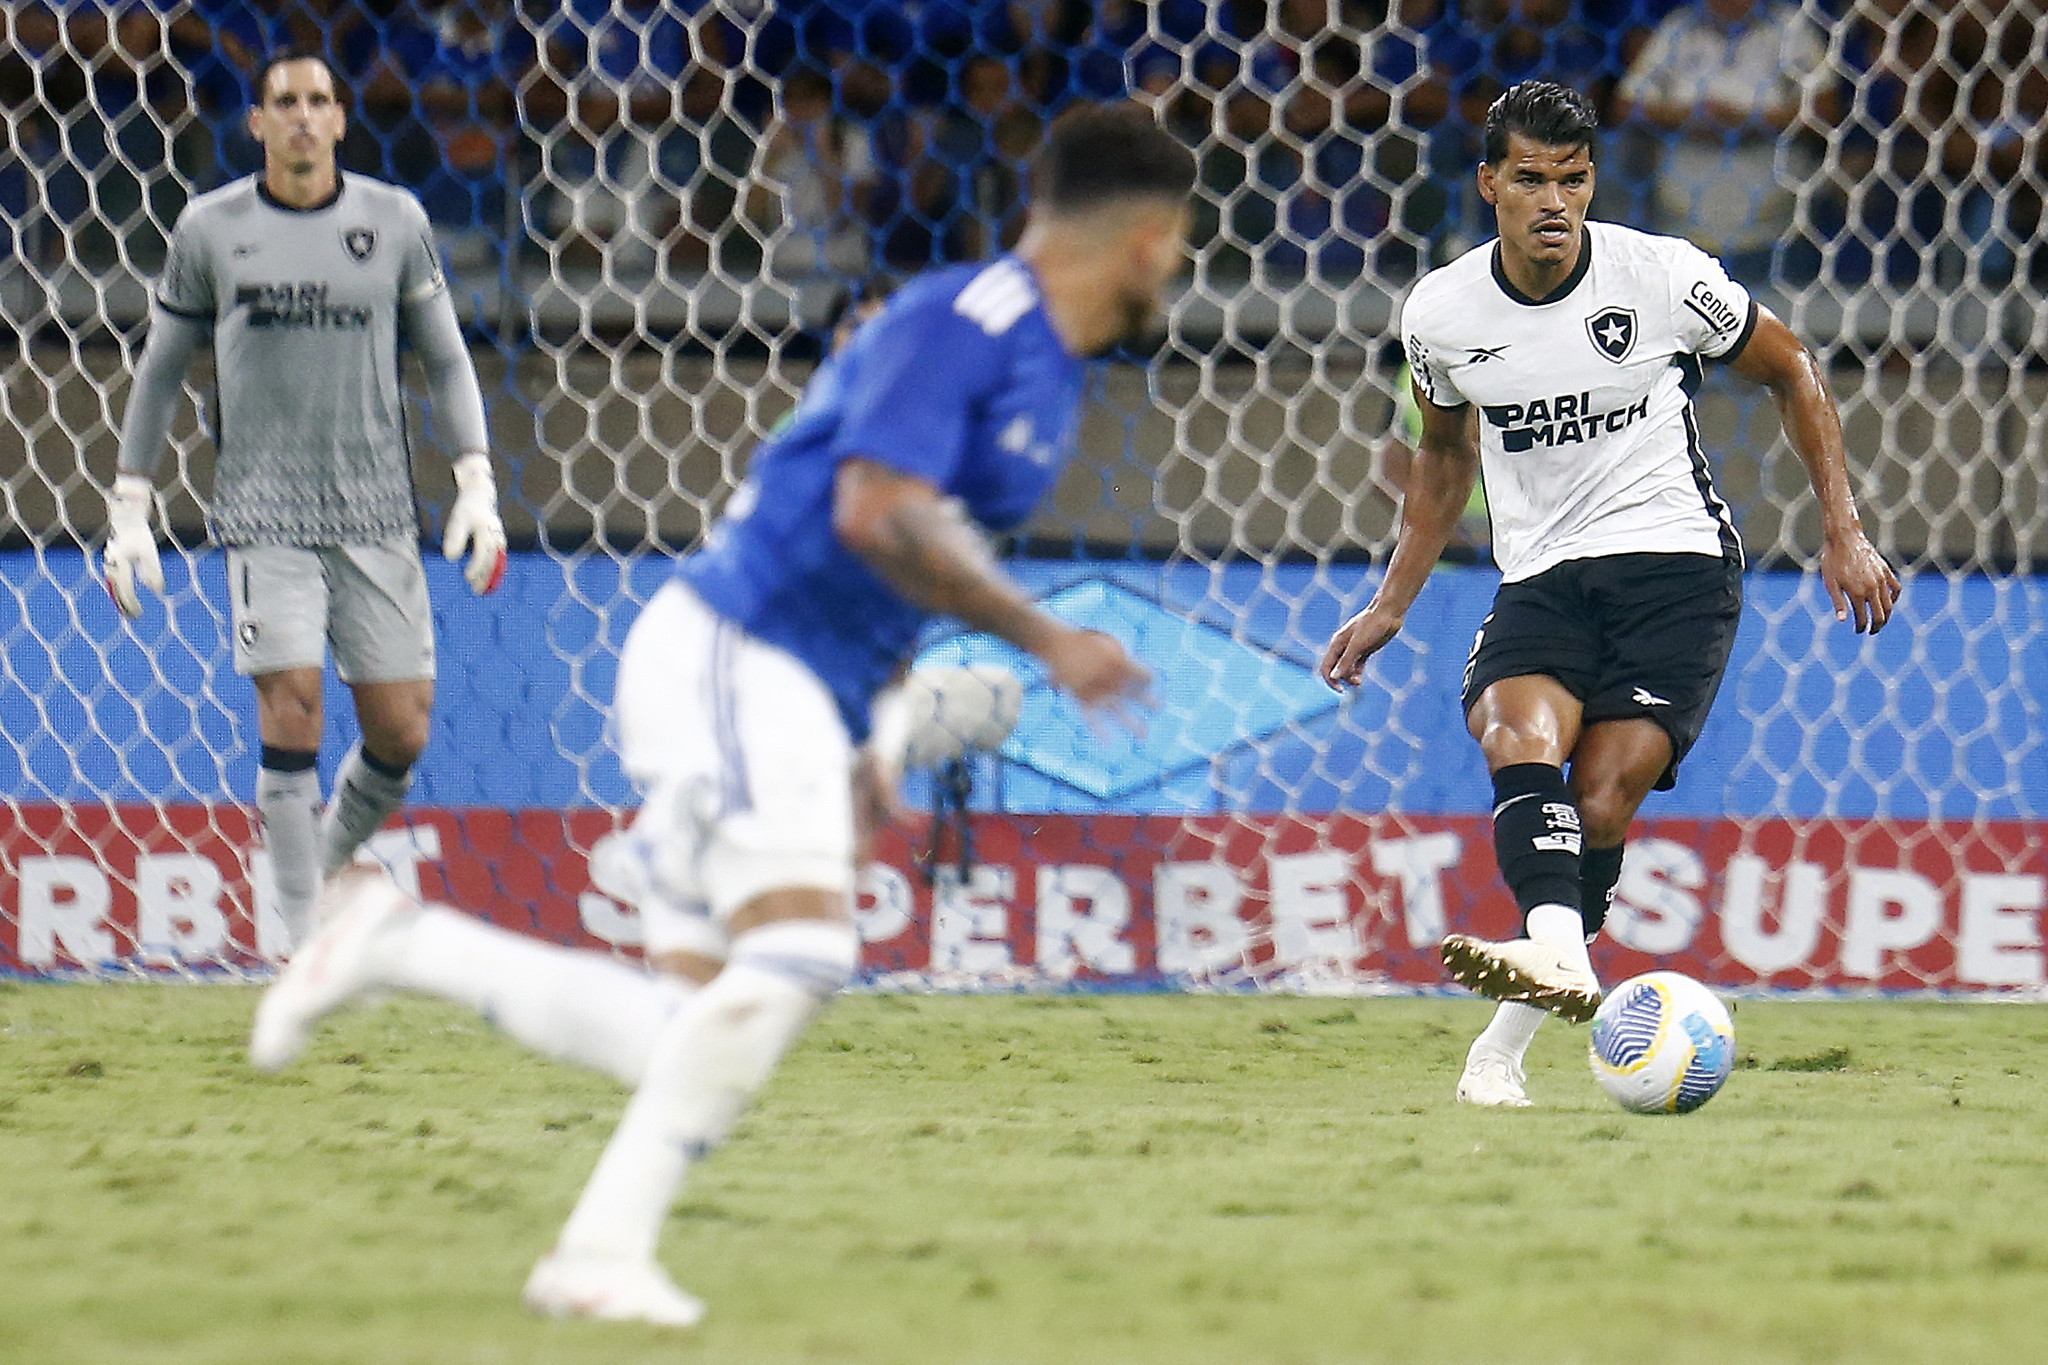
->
[4, 983, 2047, 1364]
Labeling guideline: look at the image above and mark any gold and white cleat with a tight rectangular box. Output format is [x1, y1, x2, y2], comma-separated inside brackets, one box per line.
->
[1441, 934, 1601, 1024]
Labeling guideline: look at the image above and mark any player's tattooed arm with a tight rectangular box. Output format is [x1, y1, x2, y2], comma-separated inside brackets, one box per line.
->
[1730, 307, 1902, 634]
[1321, 388, 1481, 689]
[835, 458, 1150, 712]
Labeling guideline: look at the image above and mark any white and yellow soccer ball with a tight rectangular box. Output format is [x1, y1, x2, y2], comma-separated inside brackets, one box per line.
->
[1588, 971, 1735, 1114]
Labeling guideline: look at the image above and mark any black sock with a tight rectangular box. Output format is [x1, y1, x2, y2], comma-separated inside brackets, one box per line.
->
[1580, 844, 1625, 940]
[1491, 762, 1582, 921]
[260, 744, 318, 774]
[361, 746, 412, 781]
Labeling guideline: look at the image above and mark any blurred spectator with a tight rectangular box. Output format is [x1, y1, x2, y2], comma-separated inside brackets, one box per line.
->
[1218, 0, 1337, 272]
[524, 0, 744, 272]
[766, 0, 903, 118]
[1223, 0, 1439, 277]
[1431, 0, 1611, 123]
[1804, 0, 1968, 286]
[1426, 0, 1611, 253]
[768, 0, 1042, 113]
[342, 0, 533, 258]
[180, 0, 295, 114]
[863, 107, 977, 271]
[0, 22, 30, 258]
[10, 1, 197, 267]
[1946, 0, 2047, 286]
[903, 0, 1039, 106]
[846, 15, 1055, 273]
[180, 0, 324, 177]
[744, 63, 877, 279]
[1614, 0, 1829, 281]
[929, 53, 1040, 258]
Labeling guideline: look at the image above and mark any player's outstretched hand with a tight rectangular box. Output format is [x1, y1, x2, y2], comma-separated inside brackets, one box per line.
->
[1821, 530, 1900, 635]
[1039, 626, 1153, 731]
[1320, 604, 1401, 690]
[444, 452, 507, 594]
[103, 473, 164, 618]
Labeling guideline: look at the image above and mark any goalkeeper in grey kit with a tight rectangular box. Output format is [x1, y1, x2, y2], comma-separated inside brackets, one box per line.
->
[107, 51, 506, 949]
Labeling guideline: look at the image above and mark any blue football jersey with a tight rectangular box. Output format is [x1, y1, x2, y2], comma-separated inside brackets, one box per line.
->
[679, 256, 1087, 740]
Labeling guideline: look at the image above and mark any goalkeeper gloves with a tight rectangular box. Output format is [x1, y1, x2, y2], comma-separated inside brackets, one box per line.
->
[103, 473, 164, 618]
[444, 451, 507, 594]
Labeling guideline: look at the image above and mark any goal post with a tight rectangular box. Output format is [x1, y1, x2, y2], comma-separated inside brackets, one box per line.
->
[1, 0, 2042, 992]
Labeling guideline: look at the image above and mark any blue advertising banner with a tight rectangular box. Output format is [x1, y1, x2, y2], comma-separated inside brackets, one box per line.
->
[5, 549, 2041, 821]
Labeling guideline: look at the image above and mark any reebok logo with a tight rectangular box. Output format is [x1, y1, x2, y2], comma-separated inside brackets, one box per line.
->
[1464, 345, 1510, 364]
[1631, 686, 1672, 707]
[231, 243, 259, 257]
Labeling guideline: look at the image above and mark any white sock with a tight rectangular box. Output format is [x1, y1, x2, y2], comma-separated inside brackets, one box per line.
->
[1525, 902, 1595, 977]
[1470, 1001, 1547, 1067]
[256, 764, 322, 946]
[555, 919, 858, 1264]
[321, 744, 411, 876]
[378, 905, 695, 1086]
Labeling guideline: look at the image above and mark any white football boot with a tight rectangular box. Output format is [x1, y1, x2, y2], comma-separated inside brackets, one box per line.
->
[1440, 934, 1602, 1024]
[1455, 1049, 1533, 1108]
[248, 866, 414, 1072]
[523, 1251, 706, 1328]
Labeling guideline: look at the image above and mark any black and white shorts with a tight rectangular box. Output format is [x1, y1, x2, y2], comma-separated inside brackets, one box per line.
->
[1461, 552, 1743, 790]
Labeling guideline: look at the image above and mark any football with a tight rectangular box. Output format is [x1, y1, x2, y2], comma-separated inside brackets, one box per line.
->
[1588, 972, 1736, 1114]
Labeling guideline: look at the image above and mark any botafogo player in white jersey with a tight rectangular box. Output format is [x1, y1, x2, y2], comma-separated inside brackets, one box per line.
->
[107, 51, 507, 949]
[1321, 81, 1900, 1107]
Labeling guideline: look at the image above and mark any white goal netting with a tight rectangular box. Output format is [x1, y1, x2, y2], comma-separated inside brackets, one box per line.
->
[1, 0, 2041, 992]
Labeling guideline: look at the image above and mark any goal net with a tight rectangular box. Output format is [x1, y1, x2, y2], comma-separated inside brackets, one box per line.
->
[1, 0, 2041, 993]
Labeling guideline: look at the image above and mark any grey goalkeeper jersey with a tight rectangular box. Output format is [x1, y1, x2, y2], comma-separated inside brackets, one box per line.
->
[147, 174, 482, 544]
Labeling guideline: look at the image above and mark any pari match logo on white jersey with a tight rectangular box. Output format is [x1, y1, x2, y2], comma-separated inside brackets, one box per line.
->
[1480, 389, 1652, 453]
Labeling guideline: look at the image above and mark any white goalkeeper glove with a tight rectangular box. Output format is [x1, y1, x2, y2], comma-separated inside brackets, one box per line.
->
[103, 473, 164, 619]
[443, 451, 507, 594]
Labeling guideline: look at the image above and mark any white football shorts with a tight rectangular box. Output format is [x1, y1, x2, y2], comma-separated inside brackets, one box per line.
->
[611, 579, 856, 953]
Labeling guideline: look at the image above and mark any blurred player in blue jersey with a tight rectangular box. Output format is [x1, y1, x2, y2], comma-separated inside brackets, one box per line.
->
[249, 102, 1196, 1328]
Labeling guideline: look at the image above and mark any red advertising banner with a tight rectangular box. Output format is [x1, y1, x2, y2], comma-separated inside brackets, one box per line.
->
[2, 805, 2042, 992]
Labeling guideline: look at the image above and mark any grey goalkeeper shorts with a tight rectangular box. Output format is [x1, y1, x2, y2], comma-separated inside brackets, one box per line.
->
[225, 538, 436, 683]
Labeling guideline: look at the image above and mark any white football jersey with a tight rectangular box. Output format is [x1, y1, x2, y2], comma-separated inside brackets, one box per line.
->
[1400, 222, 1756, 582]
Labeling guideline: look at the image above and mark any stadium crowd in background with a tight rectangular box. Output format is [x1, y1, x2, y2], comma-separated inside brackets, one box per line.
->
[6, 0, 2048, 293]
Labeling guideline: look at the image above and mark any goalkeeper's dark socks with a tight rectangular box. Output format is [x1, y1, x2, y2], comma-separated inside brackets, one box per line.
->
[360, 746, 411, 782]
[260, 744, 317, 775]
[320, 743, 413, 876]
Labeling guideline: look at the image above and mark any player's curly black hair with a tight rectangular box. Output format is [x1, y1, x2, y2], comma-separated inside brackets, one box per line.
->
[1483, 81, 1599, 165]
[1032, 103, 1196, 214]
